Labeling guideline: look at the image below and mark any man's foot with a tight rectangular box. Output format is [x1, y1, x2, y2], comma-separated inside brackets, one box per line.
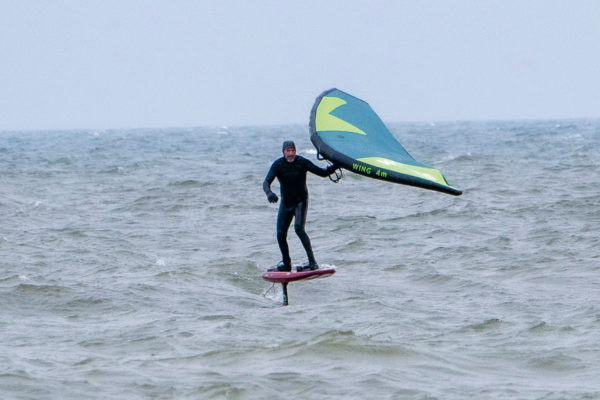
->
[296, 263, 319, 272]
[267, 261, 291, 272]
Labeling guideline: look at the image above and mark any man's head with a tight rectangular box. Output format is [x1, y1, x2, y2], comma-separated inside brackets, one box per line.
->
[282, 140, 296, 163]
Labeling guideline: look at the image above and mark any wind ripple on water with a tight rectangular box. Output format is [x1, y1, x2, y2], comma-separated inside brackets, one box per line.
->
[1, 122, 600, 398]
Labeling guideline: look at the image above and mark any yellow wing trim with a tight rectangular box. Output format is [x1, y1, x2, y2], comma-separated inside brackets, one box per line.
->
[315, 97, 366, 135]
[358, 156, 452, 187]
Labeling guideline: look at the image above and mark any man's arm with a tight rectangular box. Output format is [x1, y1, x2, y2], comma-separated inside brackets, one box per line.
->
[305, 158, 338, 177]
[263, 162, 279, 203]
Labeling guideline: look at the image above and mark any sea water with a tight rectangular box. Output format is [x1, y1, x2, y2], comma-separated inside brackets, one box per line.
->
[1, 120, 599, 399]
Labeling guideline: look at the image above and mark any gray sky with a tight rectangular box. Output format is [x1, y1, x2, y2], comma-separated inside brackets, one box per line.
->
[1, 0, 599, 130]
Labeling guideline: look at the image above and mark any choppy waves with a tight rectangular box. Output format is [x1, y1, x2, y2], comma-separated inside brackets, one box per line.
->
[1, 121, 599, 399]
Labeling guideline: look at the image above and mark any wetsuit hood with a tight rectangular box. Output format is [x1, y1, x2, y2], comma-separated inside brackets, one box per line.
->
[282, 140, 296, 151]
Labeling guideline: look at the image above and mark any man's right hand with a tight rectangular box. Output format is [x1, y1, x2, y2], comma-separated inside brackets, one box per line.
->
[267, 192, 278, 203]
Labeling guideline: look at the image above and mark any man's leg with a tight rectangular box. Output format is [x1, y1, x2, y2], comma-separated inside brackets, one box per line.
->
[276, 204, 295, 268]
[294, 200, 317, 267]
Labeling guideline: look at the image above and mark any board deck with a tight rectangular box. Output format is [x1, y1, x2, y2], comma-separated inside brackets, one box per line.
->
[262, 268, 336, 284]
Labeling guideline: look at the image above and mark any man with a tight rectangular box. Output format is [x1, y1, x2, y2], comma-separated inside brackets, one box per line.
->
[263, 140, 337, 272]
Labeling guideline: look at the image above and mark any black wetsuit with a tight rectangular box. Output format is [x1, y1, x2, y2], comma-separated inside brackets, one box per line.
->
[263, 156, 336, 267]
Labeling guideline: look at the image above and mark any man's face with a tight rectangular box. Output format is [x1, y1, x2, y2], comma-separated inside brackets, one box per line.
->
[283, 147, 296, 163]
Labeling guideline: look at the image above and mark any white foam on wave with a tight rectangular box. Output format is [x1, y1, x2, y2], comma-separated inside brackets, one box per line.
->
[437, 153, 470, 163]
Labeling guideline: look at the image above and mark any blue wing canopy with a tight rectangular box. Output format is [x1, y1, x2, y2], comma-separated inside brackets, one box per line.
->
[309, 88, 462, 196]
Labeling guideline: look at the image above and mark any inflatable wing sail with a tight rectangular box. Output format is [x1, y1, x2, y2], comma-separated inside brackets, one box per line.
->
[309, 88, 462, 196]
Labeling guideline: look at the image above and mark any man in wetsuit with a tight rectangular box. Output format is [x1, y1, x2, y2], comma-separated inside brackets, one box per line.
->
[263, 140, 337, 272]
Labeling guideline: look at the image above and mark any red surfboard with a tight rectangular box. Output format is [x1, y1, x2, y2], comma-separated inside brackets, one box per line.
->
[262, 268, 336, 284]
